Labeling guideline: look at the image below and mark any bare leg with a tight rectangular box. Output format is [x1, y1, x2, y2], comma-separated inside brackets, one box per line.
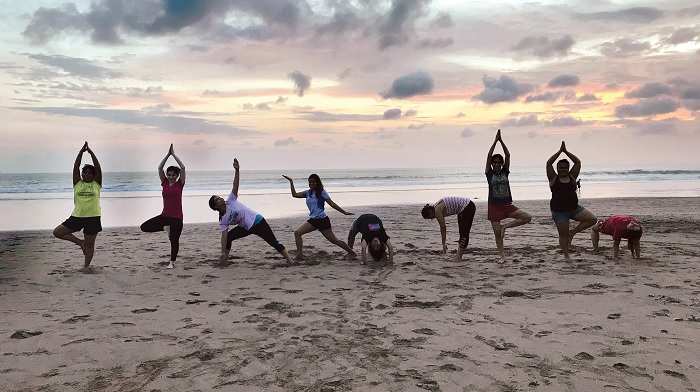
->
[502, 209, 532, 230]
[293, 222, 316, 260]
[569, 208, 597, 247]
[591, 221, 601, 251]
[555, 222, 570, 260]
[320, 229, 356, 258]
[81, 234, 97, 271]
[53, 225, 84, 250]
[490, 221, 505, 262]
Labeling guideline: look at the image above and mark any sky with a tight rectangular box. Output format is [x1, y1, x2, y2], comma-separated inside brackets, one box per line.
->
[1, 0, 699, 172]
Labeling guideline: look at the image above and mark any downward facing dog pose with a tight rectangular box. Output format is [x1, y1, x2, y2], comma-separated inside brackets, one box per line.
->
[485, 129, 532, 262]
[283, 174, 356, 261]
[347, 214, 394, 264]
[210, 159, 292, 265]
[546, 141, 597, 260]
[421, 196, 476, 262]
[140, 144, 185, 269]
[592, 215, 643, 259]
[52, 142, 102, 273]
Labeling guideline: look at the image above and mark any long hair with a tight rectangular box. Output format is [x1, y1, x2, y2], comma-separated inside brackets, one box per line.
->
[368, 241, 386, 261]
[308, 173, 324, 204]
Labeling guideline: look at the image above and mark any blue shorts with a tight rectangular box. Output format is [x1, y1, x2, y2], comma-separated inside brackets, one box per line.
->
[551, 206, 584, 224]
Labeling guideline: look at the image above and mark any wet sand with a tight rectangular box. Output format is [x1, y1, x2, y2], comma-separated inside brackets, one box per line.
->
[1, 197, 699, 391]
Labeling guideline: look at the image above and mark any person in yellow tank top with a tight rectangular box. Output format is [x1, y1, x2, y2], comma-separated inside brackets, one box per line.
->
[53, 142, 103, 273]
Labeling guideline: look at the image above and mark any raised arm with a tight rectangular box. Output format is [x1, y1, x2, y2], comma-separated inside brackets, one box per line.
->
[170, 144, 186, 185]
[282, 175, 306, 198]
[499, 132, 511, 171]
[561, 142, 581, 179]
[86, 144, 102, 186]
[327, 198, 353, 215]
[485, 130, 499, 174]
[232, 158, 240, 197]
[73, 142, 87, 186]
[546, 142, 564, 181]
[158, 146, 170, 183]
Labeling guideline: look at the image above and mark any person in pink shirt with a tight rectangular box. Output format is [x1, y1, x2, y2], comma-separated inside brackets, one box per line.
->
[591, 215, 643, 259]
[140, 144, 186, 269]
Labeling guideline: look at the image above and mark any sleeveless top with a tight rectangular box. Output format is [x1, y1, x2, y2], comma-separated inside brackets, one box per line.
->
[550, 176, 578, 212]
[72, 180, 101, 217]
[439, 196, 471, 216]
[486, 169, 512, 204]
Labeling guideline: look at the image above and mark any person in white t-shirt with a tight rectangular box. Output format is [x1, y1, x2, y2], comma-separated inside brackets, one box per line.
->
[209, 158, 292, 265]
[421, 196, 476, 262]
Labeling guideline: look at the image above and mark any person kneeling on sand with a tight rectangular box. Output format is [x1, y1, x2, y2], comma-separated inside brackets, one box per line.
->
[421, 196, 475, 262]
[591, 215, 643, 259]
[347, 214, 394, 264]
[209, 158, 293, 266]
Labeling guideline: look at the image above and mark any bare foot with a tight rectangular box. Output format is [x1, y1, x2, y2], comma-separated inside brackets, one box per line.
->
[497, 255, 506, 264]
[79, 266, 94, 274]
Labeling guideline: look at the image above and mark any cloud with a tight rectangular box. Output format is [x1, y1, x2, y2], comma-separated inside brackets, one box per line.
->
[381, 71, 434, 99]
[681, 87, 700, 100]
[545, 116, 585, 127]
[576, 7, 663, 23]
[664, 27, 700, 45]
[377, 0, 430, 50]
[383, 108, 403, 119]
[296, 110, 382, 122]
[625, 82, 672, 98]
[473, 75, 533, 104]
[600, 38, 651, 57]
[15, 106, 252, 135]
[288, 70, 311, 97]
[275, 96, 288, 104]
[337, 67, 352, 80]
[404, 109, 417, 117]
[430, 12, 453, 28]
[315, 10, 361, 35]
[525, 91, 561, 103]
[615, 98, 680, 117]
[274, 137, 298, 147]
[23, 0, 308, 44]
[511, 35, 574, 58]
[548, 74, 580, 88]
[416, 37, 453, 49]
[636, 119, 677, 135]
[456, 112, 465, 118]
[499, 114, 539, 127]
[26, 54, 122, 79]
[577, 93, 599, 102]
[460, 127, 474, 138]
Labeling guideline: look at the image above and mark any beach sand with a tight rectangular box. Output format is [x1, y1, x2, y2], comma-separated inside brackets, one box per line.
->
[1, 197, 699, 391]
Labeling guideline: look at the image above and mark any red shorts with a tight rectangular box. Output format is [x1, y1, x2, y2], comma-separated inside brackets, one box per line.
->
[487, 203, 518, 222]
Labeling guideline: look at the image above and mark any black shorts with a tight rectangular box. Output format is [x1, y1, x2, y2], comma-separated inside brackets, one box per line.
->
[62, 216, 102, 235]
[308, 217, 331, 231]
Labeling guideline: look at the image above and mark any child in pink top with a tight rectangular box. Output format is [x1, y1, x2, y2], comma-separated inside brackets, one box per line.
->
[591, 215, 643, 259]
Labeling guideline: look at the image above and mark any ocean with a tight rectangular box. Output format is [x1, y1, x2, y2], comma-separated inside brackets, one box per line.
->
[1, 168, 699, 231]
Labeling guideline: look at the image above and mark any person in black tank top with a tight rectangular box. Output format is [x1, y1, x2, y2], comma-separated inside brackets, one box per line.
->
[546, 141, 597, 260]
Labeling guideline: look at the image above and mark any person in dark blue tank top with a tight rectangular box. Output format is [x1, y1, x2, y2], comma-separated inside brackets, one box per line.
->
[546, 141, 597, 260]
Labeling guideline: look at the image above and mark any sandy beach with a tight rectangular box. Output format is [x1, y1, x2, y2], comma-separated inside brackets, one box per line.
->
[1, 197, 699, 391]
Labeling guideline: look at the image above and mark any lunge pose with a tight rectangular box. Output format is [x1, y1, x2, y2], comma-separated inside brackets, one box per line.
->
[421, 196, 476, 262]
[546, 141, 596, 260]
[140, 144, 185, 269]
[347, 214, 394, 264]
[210, 159, 292, 265]
[52, 142, 103, 273]
[282, 174, 356, 261]
[591, 215, 643, 259]
[485, 129, 532, 262]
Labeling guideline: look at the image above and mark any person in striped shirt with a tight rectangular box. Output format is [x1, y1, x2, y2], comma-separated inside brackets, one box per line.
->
[421, 196, 476, 261]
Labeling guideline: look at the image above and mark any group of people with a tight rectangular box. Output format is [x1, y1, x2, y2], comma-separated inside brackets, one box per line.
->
[52, 132, 644, 273]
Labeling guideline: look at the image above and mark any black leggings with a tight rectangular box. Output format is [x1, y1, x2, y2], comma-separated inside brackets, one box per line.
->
[140, 215, 183, 261]
[227, 218, 285, 253]
[457, 201, 476, 250]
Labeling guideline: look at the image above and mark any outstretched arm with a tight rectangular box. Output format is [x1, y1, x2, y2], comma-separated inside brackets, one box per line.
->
[73, 142, 87, 186]
[327, 199, 353, 215]
[86, 145, 102, 186]
[170, 144, 186, 185]
[232, 158, 240, 197]
[158, 147, 170, 183]
[561, 142, 581, 179]
[282, 175, 306, 198]
[485, 130, 499, 174]
[546, 142, 564, 181]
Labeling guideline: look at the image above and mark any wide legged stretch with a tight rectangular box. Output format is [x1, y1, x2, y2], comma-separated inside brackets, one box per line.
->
[226, 218, 285, 252]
